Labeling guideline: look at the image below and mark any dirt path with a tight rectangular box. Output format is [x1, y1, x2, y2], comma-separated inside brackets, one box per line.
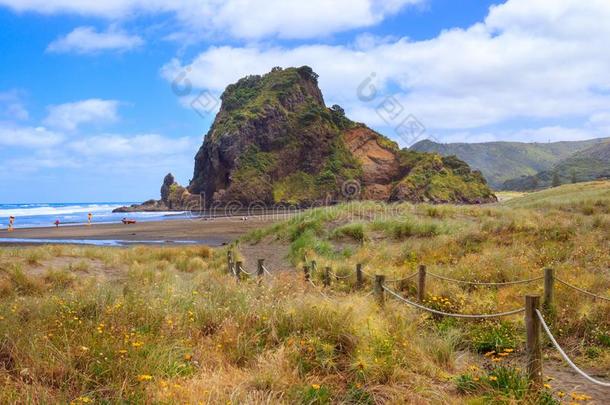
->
[544, 359, 610, 403]
[237, 239, 292, 274]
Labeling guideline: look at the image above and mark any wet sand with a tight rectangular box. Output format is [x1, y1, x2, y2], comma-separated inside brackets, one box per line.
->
[0, 216, 279, 246]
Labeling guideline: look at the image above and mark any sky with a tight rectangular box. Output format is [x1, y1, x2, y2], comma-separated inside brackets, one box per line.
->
[1, 0, 609, 203]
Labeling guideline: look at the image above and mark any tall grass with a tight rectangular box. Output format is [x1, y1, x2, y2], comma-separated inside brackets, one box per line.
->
[0, 181, 608, 403]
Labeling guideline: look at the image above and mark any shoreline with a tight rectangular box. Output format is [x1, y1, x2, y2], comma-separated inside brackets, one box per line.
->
[0, 215, 280, 247]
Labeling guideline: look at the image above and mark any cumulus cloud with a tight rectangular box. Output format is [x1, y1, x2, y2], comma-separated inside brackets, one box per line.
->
[0, 0, 423, 40]
[161, 0, 610, 139]
[47, 26, 144, 54]
[68, 134, 197, 158]
[0, 124, 64, 148]
[43, 99, 120, 131]
[0, 90, 29, 120]
[1, 94, 200, 175]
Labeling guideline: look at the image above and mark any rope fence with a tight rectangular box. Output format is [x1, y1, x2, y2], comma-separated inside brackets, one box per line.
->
[383, 285, 526, 319]
[427, 271, 544, 286]
[329, 270, 352, 280]
[262, 265, 273, 277]
[556, 277, 610, 303]
[224, 249, 610, 390]
[385, 272, 419, 283]
[536, 309, 610, 388]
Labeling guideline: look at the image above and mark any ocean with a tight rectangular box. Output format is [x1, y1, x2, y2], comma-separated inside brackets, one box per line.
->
[0, 203, 186, 229]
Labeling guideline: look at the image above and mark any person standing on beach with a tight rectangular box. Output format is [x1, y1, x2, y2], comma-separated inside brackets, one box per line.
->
[54, 219, 60, 228]
[8, 216, 15, 232]
[88, 212, 93, 226]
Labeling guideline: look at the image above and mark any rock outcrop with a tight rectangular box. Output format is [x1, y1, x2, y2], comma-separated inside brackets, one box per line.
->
[121, 66, 496, 211]
[188, 66, 496, 205]
[113, 173, 195, 212]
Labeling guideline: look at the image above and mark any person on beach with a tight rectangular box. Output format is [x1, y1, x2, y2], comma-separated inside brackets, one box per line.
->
[54, 219, 60, 228]
[88, 212, 93, 226]
[8, 216, 15, 232]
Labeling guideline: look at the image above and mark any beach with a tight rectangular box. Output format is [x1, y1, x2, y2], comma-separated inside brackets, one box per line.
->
[0, 216, 278, 246]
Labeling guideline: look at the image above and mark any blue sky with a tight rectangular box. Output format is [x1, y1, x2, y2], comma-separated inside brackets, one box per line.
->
[0, 0, 609, 203]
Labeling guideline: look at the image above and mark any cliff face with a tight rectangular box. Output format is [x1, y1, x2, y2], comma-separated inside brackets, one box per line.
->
[189, 66, 496, 205]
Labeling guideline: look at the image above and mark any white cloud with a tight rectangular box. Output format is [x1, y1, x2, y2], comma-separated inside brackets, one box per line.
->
[199, 0, 424, 40]
[43, 99, 120, 131]
[0, 90, 29, 120]
[161, 0, 610, 136]
[68, 134, 197, 157]
[438, 126, 607, 145]
[0, 123, 199, 174]
[47, 26, 143, 54]
[0, 124, 64, 148]
[0, 0, 423, 40]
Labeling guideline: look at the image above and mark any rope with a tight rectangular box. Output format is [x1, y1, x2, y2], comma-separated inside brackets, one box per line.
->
[240, 267, 256, 276]
[308, 279, 332, 300]
[361, 270, 417, 283]
[262, 266, 273, 276]
[383, 286, 525, 319]
[427, 271, 544, 286]
[556, 278, 610, 303]
[535, 309, 610, 387]
[361, 270, 375, 279]
[329, 271, 352, 280]
[385, 272, 419, 283]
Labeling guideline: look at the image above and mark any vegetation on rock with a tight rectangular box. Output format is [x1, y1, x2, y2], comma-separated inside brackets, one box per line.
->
[188, 66, 496, 206]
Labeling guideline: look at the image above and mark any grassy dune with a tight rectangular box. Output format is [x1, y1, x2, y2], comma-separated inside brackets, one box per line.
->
[1, 181, 609, 404]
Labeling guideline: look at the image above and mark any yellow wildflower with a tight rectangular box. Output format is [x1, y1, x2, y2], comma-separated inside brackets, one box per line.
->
[137, 374, 153, 382]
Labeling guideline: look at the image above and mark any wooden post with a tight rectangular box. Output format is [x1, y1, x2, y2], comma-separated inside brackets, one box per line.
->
[417, 264, 427, 302]
[525, 295, 543, 389]
[374, 275, 386, 306]
[227, 250, 234, 274]
[235, 261, 243, 282]
[356, 263, 363, 289]
[303, 265, 310, 282]
[323, 267, 331, 287]
[311, 260, 318, 274]
[257, 259, 265, 277]
[543, 268, 554, 312]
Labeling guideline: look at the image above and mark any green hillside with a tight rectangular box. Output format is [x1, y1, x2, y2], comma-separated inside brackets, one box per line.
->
[502, 141, 610, 190]
[411, 138, 609, 189]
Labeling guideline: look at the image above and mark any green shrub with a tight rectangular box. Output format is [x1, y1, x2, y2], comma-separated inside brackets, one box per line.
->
[467, 322, 518, 354]
[455, 373, 480, 394]
[331, 223, 366, 243]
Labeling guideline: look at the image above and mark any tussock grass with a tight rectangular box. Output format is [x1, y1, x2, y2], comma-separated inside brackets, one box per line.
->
[0, 181, 608, 403]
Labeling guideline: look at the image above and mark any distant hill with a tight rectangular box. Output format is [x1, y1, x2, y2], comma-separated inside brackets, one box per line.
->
[501, 179, 610, 209]
[502, 140, 610, 190]
[411, 138, 610, 189]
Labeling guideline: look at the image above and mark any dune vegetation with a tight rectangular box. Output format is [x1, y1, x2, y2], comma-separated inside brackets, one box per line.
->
[0, 181, 609, 404]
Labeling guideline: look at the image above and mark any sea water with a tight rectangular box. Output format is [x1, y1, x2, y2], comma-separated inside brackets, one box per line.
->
[0, 203, 187, 229]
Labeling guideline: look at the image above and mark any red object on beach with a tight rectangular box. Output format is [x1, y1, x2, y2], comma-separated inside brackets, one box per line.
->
[54, 220, 60, 228]
[122, 218, 137, 225]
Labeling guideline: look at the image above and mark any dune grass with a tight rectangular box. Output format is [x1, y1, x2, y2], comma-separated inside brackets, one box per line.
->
[0, 181, 608, 403]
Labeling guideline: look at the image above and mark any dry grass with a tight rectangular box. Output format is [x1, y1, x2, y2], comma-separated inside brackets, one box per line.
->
[0, 181, 608, 403]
